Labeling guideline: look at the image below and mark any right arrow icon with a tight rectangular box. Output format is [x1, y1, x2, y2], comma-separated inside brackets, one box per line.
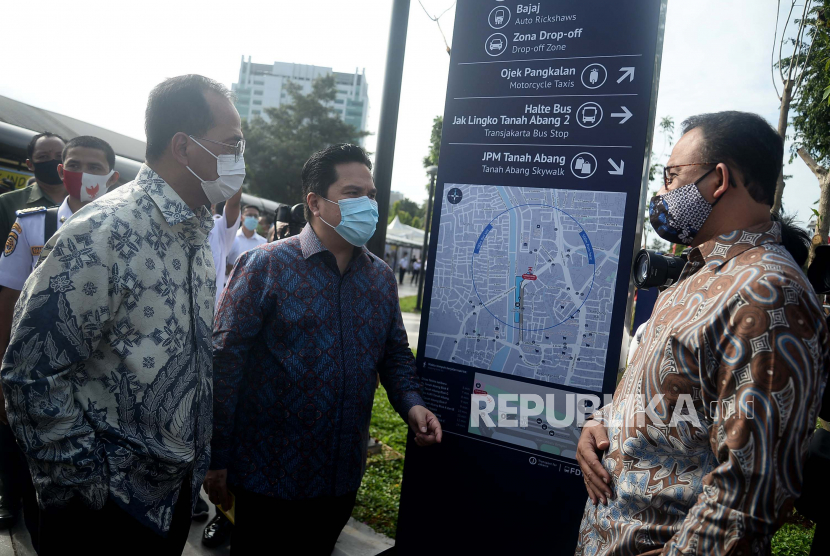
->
[611, 106, 633, 124]
[617, 67, 635, 83]
[608, 159, 625, 175]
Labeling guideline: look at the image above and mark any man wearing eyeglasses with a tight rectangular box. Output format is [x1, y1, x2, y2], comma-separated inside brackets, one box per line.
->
[575, 111, 829, 556]
[1, 74, 244, 554]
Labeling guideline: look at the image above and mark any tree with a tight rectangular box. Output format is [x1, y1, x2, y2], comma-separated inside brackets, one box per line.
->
[422, 116, 443, 169]
[242, 75, 369, 204]
[772, 0, 819, 213]
[787, 2, 830, 264]
[388, 197, 426, 228]
[642, 116, 675, 251]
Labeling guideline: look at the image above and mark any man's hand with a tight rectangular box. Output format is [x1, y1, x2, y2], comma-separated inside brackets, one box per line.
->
[204, 469, 232, 509]
[576, 420, 612, 505]
[407, 405, 443, 446]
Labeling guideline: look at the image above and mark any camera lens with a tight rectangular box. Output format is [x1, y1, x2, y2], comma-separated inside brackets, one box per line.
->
[633, 249, 687, 289]
[636, 253, 649, 284]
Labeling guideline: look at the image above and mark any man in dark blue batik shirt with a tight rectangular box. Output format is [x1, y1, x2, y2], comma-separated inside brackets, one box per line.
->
[206, 144, 441, 555]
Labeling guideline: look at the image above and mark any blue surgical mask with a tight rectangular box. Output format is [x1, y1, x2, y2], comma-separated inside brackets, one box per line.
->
[243, 216, 259, 232]
[319, 196, 379, 246]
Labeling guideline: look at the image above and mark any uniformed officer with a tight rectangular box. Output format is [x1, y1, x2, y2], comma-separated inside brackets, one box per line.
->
[0, 132, 66, 241]
[0, 135, 118, 547]
[0, 136, 118, 297]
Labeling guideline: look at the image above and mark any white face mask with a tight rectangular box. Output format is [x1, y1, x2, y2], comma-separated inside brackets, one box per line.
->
[186, 137, 246, 204]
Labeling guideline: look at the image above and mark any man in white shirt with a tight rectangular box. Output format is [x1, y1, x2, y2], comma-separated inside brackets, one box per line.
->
[410, 258, 421, 285]
[226, 204, 266, 275]
[208, 188, 241, 307]
[397, 254, 408, 285]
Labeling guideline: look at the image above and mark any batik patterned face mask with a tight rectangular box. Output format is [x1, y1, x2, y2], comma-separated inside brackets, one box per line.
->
[649, 167, 719, 245]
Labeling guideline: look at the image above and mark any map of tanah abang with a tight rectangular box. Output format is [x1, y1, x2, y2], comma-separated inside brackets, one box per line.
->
[424, 184, 626, 392]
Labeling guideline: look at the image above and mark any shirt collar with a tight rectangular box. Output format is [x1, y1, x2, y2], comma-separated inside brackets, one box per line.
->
[27, 182, 56, 205]
[57, 197, 73, 225]
[298, 222, 376, 264]
[135, 164, 213, 237]
[692, 220, 781, 268]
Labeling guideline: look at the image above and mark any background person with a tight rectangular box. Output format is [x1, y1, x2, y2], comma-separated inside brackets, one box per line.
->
[0, 133, 66, 247]
[225, 204, 266, 276]
[208, 189, 242, 308]
[205, 144, 442, 555]
[575, 111, 830, 556]
[0, 74, 244, 554]
[410, 257, 421, 285]
[397, 253, 408, 285]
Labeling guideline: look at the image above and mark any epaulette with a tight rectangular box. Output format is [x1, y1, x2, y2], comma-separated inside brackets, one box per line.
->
[15, 206, 47, 217]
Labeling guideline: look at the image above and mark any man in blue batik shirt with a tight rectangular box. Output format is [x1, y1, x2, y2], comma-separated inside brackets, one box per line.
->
[206, 144, 442, 555]
[1, 74, 246, 555]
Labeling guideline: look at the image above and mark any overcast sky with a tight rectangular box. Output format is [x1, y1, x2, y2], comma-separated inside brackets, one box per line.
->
[0, 1, 819, 226]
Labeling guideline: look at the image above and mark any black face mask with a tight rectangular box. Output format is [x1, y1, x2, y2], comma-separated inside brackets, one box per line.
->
[32, 159, 62, 185]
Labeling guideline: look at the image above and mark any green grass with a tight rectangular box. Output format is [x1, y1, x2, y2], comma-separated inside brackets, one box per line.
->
[352, 385, 409, 539]
[772, 521, 815, 555]
[399, 295, 420, 314]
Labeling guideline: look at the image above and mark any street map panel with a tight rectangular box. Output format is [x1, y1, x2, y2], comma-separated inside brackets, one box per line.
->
[425, 184, 626, 392]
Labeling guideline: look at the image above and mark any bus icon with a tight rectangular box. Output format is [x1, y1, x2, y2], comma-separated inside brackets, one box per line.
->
[576, 102, 603, 129]
[582, 106, 597, 124]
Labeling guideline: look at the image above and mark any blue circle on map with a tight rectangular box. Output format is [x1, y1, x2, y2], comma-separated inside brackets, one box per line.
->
[447, 188, 463, 204]
[471, 204, 595, 332]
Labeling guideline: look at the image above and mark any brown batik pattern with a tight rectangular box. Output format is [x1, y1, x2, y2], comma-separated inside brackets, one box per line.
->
[576, 221, 830, 556]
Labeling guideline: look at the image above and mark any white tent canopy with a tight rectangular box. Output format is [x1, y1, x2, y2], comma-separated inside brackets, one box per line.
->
[385, 215, 426, 248]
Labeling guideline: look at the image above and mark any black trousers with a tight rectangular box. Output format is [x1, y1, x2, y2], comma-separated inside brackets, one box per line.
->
[37, 478, 192, 556]
[398, 267, 406, 284]
[0, 424, 38, 546]
[231, 488, 357, 556]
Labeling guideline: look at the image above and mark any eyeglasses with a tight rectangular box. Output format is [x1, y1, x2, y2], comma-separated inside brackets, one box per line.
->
[663, 162, 717, 188]
[189, 135, 246, 162]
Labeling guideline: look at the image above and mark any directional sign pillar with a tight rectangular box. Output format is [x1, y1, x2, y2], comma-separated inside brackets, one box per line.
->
[395, 1, 667, 554]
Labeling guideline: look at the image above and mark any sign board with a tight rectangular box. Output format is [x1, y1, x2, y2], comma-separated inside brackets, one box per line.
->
[396, 1, 667, 553]
[0, 166, 33, 190]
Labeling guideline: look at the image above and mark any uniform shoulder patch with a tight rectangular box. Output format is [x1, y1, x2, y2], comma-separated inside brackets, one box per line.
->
[15, 206, 47, 217]
[4, 231, 18, 257]
[11, 222, 22, 234]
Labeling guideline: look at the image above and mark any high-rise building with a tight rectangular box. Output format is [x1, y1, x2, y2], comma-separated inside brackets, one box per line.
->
[232, 56, 369, 140]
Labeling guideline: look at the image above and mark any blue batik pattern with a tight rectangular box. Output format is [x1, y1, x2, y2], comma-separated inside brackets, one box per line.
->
[1, 165, 215, 534]
[212, 223, 425, 499]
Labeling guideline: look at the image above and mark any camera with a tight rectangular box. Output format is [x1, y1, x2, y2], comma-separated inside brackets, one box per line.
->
[274, 203, 306, 240]
[808, 244, 830, 295]
[633, 249, 688, 290]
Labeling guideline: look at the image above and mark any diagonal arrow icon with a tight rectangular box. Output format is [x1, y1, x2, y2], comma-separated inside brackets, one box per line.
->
[617, 67, 635, 83]
[608, 159, 625, 175]
[611, 106, 633, 124]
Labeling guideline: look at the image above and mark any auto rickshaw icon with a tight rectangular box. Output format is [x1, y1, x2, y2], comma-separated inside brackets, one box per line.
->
[494, 8, 505, 25]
